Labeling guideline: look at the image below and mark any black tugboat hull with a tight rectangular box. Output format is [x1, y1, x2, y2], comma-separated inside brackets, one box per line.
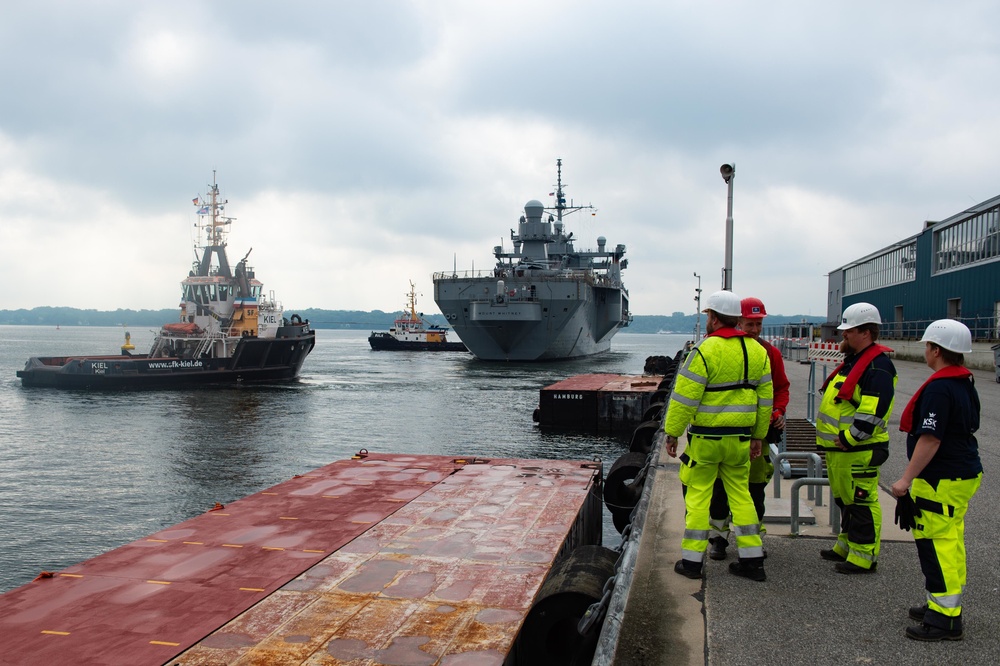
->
[368, 333, 467, 352]
[17, 327, 315, 390]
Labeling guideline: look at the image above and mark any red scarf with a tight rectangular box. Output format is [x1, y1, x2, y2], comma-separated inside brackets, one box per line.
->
[899, 365, 973, 433]
[707, 327, 746, 339]
[821, 343, 894, 401]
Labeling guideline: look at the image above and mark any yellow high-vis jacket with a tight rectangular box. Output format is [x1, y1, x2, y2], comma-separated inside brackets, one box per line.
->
[816, 347, 897, 451]
[665, 330, 773, 440]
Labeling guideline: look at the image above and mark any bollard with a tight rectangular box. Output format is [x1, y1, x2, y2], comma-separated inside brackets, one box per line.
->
[789, 478, 838, 535]
[771, 451, 824, 504]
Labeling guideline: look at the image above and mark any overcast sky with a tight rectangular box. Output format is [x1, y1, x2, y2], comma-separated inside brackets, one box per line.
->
[2, 1, 998, 318]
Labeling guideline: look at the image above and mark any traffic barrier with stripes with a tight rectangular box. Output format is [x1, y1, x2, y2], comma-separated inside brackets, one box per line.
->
[808, 342, 844, 363]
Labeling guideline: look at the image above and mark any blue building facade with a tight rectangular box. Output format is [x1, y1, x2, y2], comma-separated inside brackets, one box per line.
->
[827, 195, 1000, 340]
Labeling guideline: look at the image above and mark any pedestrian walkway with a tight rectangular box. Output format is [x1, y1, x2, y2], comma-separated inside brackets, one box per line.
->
[607, 356, 1000, 665]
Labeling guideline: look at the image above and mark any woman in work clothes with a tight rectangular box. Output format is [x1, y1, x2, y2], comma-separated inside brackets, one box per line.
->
[890, 319, 983, 642]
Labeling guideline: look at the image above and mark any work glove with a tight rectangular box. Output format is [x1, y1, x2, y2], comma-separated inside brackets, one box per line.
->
[894, 493, 918, 531]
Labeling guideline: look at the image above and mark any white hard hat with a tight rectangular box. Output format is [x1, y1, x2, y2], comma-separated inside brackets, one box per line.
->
[920, 319, 973, 354]
[837, 302, 881, 330]
[703, 290, 743, 317]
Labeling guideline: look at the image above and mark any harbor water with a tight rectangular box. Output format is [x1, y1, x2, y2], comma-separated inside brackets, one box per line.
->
[0, 325, 687, 593]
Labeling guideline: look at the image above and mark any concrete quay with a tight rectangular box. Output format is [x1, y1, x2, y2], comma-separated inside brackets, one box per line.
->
[607, 356, 1000, 665]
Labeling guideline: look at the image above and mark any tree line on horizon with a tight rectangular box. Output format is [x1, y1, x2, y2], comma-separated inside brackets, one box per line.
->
[0, 307, 823, 335]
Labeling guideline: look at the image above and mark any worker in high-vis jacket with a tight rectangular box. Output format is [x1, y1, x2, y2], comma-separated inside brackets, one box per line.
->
[890, 320, 982, 642]
[665, 290, 773, 582]
[707, 296, 790, 561]
[816, 302, 897, 574]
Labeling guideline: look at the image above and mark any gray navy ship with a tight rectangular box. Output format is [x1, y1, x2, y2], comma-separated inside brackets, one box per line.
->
[433, 160, 630, 361]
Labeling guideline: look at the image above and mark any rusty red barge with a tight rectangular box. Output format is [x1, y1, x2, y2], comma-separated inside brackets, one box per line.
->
[0, 452, 606, 665]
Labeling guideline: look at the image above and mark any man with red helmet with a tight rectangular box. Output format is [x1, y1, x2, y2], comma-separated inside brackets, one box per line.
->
[707, 296, 790, 561]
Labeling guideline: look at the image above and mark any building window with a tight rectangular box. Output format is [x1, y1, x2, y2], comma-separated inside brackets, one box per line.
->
[844, 242, 917, 296]
[933, 204, 1000, 273]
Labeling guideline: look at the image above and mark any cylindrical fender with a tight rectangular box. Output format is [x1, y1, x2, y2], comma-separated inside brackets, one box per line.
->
[604, 451, 649, 516]
[629, 419, 662, 454]
[518, 545, 617, 663]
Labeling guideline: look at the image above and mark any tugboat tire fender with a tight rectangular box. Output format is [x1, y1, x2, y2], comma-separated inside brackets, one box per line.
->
[290, 314, 303, 325]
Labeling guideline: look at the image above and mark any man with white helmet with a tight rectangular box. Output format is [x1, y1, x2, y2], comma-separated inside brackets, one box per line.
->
[665, 290, 773, 581]
[707, 296, 790, 560]
[890, 319, 982, 641]
[816, 302, 897, 574]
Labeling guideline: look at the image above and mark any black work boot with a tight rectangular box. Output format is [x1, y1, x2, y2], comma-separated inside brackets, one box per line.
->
[674, 559, 703, 580]
[905, 619, 963, 642]
[708, 537, 728, 561]
[909, 604, 928, 622]
[728, 559, 766, 582]
[819, 548, 846, 562]
[835, 561, 877, 574]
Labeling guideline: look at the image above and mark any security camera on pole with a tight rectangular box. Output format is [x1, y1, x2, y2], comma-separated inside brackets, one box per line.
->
[720, 163, 735, 291]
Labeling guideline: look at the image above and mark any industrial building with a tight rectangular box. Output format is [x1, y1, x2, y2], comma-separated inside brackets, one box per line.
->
[826, 194, 1000, 344]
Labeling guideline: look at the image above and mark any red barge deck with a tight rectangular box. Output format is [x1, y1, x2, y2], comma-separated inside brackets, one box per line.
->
[0, 453, 601, 665]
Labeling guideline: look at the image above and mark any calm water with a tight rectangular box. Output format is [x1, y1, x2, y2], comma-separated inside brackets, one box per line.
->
[0, 325, 687, 593]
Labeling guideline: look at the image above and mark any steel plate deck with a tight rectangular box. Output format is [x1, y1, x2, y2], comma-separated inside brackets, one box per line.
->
[0, 454, 600, 666]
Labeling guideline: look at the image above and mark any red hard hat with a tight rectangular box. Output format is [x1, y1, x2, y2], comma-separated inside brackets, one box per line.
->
[741, 297, 767, 319]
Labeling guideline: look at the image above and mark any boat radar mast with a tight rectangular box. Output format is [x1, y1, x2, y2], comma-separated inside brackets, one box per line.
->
[548, 157, 595, 223]
[192, 170, 238, 277]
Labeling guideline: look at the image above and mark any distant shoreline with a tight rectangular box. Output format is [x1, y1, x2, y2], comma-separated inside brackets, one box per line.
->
[0, 307, 823, 335]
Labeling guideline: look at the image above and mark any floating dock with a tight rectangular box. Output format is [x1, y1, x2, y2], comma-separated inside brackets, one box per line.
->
[534, 373, 666, 433]
[0, 453, 602, 665]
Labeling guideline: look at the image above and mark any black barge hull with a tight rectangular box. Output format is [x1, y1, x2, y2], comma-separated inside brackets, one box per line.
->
[17, 328, 315, 390]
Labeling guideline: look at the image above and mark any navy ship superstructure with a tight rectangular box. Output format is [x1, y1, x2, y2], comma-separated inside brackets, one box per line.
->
[433, 160, 630, 361]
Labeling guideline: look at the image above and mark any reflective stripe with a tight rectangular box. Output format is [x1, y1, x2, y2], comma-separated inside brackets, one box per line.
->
[671, 393, 701, 408]
[848, 547, 876, 564]
[816, 431, 839, 442]
[681, 549, 705, 563]
[928, 591, 963, 610]
[818, 412, 839, 428]
[759, 397, 773, 408]
[678, 366, 707, 385]
[849, 425, 871, 441]
[855, 412, 887, 429]
[760, 372, 771, 384]
[737, 545, 764, 559]
[684, 529, 710, 540]
[732, 523, 761, 537]
[697, 403, 757, 414]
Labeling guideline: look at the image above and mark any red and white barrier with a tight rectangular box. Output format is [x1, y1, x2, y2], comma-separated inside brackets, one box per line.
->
[808, 342, 844, 363]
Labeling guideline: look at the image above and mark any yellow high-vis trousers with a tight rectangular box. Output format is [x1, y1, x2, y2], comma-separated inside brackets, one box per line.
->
[912, 474, 982, 622]
[679, 434, 763, 565]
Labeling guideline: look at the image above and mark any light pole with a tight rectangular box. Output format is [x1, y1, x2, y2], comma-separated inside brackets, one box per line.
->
[720, 163, 735, 290]
[693, 272, 703, 338]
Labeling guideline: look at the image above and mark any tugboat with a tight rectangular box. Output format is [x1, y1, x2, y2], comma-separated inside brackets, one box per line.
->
[16, 175, 315, 389]
[433, 159, 630, 361]
[369, 282, 467, 352]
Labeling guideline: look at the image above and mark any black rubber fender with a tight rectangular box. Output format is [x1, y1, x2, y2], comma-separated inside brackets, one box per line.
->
[628, 419, 661, 454]
[517, 545, 618, 665]
[640, 401, 666, 423]
[604, 451, 649, 515]
[610, 503, 634, 534]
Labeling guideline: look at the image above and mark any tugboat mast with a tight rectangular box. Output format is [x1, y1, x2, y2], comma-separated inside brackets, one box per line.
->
[195, 170, 236, 277]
